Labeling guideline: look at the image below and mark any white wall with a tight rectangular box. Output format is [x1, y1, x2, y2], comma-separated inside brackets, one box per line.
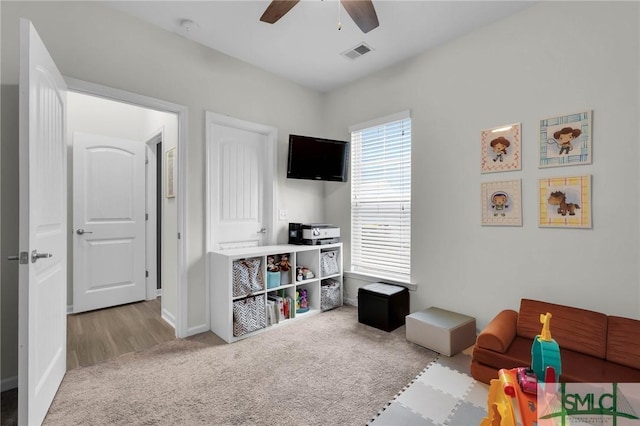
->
[66, 92, 179, 321]
[2, 0, 639, 388]
[1, 1, 326, 384]
[323, 1, 640, 330]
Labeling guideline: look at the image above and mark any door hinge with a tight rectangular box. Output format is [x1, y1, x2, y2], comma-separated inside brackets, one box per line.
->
[145, 213, 149, 221]
[146, 270, 149, 278]
[178, 232, 181, 239]
[145, 158, 149, 165]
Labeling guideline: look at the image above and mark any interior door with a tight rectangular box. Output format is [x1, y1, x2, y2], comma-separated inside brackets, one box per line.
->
[207, 114, 276, 250]
[72, 132, 146, 313]
[18, 19, 68, 425]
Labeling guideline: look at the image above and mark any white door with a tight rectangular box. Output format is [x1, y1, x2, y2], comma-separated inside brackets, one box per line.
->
[206, 113, 277, 250]
[72, 132, 146, 313]
[18, 19, 67, 425]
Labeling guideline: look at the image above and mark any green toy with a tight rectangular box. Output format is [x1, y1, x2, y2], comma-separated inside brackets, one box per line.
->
[531, 312, 562, 383]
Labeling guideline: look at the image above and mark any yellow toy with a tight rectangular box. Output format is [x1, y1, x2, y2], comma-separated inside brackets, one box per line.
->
[480, 369, 516, 426]
[539, 313, 552, 341]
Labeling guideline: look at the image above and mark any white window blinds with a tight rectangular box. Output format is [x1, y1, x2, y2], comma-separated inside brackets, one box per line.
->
[350, 112, 411, 281]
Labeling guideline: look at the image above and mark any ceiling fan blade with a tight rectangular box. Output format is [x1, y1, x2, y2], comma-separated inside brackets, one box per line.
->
[260, 0, 301, 24]
[340, 0, 379, 33]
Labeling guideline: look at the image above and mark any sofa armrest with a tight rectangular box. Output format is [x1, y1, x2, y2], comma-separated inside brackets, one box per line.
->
[476, 309, 518, 353]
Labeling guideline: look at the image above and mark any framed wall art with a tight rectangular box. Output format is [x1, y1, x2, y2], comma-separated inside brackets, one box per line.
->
[481, 179, 522, 226]
[481, 123, 521, 173]
[539, 175, 591, 228]
[165, 147, 176, 198]
[539, 110, 592, 168]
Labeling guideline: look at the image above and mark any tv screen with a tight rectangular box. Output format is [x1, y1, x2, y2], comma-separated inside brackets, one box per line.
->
[287, 134, 349, 182]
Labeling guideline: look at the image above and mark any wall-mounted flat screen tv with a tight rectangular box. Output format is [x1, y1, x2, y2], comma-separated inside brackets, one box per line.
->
[287, 134, 349, 182]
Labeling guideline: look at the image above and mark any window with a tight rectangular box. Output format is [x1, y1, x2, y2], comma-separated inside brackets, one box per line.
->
[349, 111, 411, 281]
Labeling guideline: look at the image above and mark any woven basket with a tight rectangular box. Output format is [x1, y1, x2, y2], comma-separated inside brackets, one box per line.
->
[321, 278, 342, 311]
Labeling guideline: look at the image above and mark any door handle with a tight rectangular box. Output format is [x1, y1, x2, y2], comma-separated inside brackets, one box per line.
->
[31, 250, 52, 263]
[76, 229, 93, 235]
[7, 255, 19, 261]
[257, 228, 267, 234]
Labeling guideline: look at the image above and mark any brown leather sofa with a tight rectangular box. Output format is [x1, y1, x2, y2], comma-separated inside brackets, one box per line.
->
[471, 299, 640, 384]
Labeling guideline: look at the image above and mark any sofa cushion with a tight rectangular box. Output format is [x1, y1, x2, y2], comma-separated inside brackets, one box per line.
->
[472, 335, 532, 371]
[516, 299, 608, 359]
[473, 343, 640, 384]
[602, 360, 640, 383]
[561, 348, 640, 383]
[475, 309, 518, 353]
[606, 316, 640, 369]
[560, 348, 607, 382]
[470, 359, 501, 385]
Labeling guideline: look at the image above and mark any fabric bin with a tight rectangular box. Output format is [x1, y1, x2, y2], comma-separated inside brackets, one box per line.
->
[320, 250, 340, 276]
[321, 279, 342, 311]
[232, 258, 264, 297]
[233, 295, 266, 337]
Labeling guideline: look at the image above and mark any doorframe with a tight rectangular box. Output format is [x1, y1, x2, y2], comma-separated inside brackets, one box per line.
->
[145, 129, 162, 300]
[64, 77, 189, 338]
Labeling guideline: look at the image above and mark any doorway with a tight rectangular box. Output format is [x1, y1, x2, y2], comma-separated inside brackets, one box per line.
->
[66, 90, 179, 335]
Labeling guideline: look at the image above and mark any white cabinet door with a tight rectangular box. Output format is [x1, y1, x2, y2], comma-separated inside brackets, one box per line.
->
[18, 19, 67, 425]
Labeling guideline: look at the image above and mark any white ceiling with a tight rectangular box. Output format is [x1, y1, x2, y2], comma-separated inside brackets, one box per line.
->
[105, 1, 536, 93]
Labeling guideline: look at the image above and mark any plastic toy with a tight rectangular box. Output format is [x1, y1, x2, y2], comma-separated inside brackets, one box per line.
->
[295, 266, 314, 281]
[516, 367, 537, 395]
[531, 312, 561, 383]
[481, 369, 517, 426]
[481, 311, 562, 426]
[296, 289, 309, 313]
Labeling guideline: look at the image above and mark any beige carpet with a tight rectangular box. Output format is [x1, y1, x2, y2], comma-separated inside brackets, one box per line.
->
[43, 306, 437, 425]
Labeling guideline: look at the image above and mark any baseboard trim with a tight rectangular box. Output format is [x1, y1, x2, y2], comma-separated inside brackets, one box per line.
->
[1, 376, 18, 392]
[186, 323, 210, 337]
[161, 308, 176, 329]
[344, 297, 357, 307]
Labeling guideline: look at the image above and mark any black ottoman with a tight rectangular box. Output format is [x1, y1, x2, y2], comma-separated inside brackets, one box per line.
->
[358, 282, 409, 332]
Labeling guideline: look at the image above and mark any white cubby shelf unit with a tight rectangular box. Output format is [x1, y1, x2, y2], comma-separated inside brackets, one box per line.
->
[209, 243, 343, 343]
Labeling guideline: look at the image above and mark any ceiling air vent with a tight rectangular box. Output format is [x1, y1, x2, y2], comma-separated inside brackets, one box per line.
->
[341, 42, 373, 60]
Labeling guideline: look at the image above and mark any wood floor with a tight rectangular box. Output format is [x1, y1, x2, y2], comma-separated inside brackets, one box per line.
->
[1, 299, 175, 425]
[67, 298, 176, 369]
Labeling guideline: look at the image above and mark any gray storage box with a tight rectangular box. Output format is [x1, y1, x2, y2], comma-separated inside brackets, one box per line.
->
[406, 307, 476, 356]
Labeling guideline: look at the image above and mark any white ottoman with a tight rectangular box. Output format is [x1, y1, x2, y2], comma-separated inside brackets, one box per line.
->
[406, 307, 476, 356]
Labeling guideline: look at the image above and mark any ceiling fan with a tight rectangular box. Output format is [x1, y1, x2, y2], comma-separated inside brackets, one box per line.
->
[260, 0, 379, 34]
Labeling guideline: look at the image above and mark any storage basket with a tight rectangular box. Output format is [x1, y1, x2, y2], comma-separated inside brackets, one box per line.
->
[321, 278, 342, 311]
[232, 258, 264, 297]
[233, 295, 266, 337]
[320, 250, 340, 277]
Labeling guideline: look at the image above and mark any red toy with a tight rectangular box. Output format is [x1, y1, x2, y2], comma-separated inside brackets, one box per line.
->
[516, 367, 537, 395]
